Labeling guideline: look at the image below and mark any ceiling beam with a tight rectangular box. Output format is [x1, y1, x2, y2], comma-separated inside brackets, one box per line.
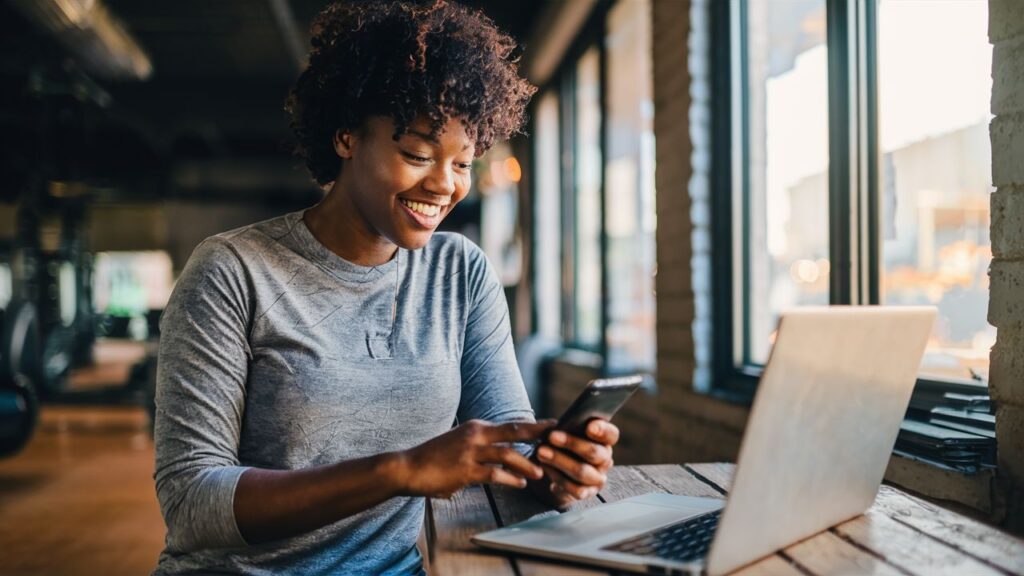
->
[522, 0, 597, 87]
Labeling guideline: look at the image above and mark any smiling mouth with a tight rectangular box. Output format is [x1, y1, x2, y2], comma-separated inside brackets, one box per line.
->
[399, 198, 443, 217]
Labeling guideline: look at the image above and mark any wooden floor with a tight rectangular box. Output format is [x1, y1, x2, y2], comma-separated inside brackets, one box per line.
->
[0, 406, 165, 576]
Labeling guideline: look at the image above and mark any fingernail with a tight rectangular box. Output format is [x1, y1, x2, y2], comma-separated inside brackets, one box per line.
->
[549, 431, 566, 445]
[588, 488, 598, 498]
[538, 447, 553, 461]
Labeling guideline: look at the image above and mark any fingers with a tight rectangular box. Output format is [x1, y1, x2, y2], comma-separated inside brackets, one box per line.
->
[477, 445, 544, 481]
[536, 444, 606, 486]
[481, 419, 556, 443]
[547, 430, 612, 467]
[485, 465, 532, 488]
[543, 465, 598, 500]
[586, 419, 620, 446]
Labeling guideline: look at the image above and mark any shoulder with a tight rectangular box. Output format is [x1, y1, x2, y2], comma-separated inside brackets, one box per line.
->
[185, 213, 298, 276]
[181, 236, 245, 282]
[420, 234, 501, 308]
[415, 232, 491, 277]
[206, 213, 297, 259]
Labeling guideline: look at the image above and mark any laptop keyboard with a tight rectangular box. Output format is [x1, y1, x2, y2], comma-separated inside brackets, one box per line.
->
[602, 510, 721, 563]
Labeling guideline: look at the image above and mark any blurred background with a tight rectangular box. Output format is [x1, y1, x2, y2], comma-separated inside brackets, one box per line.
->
[0, 0, 1010, 573]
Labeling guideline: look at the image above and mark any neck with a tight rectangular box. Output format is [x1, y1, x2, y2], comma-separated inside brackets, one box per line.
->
[304, 178, 398, 267]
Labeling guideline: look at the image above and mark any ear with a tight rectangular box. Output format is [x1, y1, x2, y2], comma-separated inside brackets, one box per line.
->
[333, 129, 355, 159]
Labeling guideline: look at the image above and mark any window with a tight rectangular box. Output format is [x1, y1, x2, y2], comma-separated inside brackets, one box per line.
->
[605, 0, 657, 372]
[876, 0, 993, 383]
[528, 0, 658, 375]
[742, 0, 829, 365]
[574, 46, 603, 349]
[710, 0, 993, 395]
[533, 90, 562, 341]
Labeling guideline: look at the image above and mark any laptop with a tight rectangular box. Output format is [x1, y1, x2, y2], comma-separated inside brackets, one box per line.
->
[473, 306, 936, 575]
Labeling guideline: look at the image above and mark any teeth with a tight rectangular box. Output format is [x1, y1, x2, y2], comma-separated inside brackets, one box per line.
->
[402, 199, 440, 217]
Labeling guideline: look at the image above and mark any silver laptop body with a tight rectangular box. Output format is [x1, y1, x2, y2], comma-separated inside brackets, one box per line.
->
[473, 306, 936, 575]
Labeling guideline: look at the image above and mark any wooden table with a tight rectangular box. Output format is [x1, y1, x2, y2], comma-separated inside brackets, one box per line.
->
[425, 463, 1024, 575]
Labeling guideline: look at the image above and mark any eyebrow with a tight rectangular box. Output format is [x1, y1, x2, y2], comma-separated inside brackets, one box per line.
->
[407, 130, 472, 152]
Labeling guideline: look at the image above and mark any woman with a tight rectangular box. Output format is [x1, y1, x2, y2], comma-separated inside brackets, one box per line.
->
[153, 1, 619, 574]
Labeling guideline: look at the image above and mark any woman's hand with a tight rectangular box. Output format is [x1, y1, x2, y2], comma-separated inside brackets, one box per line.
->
[397, 419, 556, 499]
[534, 419, 619, 506]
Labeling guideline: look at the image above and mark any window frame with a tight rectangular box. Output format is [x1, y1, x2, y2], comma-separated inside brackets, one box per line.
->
[709, 0, 987, 402]
[526, 0, 658, 376]
[525, 3, 608, 357]
[524, 3, 602, 354]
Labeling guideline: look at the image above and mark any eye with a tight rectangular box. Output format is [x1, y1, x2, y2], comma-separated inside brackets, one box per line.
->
[455, 162, 472, 171]
[401, 151, 431, 164]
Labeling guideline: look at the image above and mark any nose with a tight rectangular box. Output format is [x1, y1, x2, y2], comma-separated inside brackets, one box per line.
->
[422, 162, 456, 197]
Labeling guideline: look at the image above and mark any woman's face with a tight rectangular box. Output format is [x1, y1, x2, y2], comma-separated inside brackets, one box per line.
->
[338, 115, 474, 251]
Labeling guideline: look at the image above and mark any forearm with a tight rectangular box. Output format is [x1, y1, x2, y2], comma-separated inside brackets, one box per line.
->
[234, 451, 408, 545]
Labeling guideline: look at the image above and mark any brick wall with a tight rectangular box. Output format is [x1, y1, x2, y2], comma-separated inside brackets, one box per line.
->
[989, 0, 1024, 535]
[650, 0, 749, 465]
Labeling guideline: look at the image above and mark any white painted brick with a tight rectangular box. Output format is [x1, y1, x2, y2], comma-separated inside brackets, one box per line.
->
[993, 37, 1024, 115]
[691, 226, 711, 257]
[689, 199, 710, 228]
[991, 0, 1024, 43]
[690, 254, 712, 288]
[991, 113, 1024, 186]
[988, 258, 1024, 327]
[990, 324, 1024, 408]
[992, 187, 1024, 258]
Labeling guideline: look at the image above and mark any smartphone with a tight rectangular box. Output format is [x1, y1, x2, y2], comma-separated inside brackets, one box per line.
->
[549, 375, 643, 439]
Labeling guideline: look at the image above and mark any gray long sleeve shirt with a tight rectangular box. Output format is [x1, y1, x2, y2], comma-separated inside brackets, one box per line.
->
[153, 211, 534, 575]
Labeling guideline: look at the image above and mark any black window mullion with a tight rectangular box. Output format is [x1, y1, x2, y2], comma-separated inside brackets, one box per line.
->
[864, 0, 880, 305]
[597, 13, 610, 366]
[827, 0, 855, 305]
[560, 69, 577, 344]
[829, 0, 877, 306]
[710, 0, 735, 389]
[737, 0, 753, 366]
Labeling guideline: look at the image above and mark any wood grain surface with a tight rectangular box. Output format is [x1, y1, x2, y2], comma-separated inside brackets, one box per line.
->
[427, 463, 1024, 575]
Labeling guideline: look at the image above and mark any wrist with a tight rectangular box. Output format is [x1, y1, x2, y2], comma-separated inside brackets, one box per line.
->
[377, 450, 412, 497]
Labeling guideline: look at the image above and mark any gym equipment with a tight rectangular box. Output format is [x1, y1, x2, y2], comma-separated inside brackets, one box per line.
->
[0, 300, 41, 457]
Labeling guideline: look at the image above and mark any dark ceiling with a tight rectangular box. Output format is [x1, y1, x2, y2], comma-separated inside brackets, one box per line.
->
[0, 0, 545, 203]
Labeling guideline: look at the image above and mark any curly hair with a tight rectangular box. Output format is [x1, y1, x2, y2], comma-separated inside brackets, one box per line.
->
[285, 0, 537, 186]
